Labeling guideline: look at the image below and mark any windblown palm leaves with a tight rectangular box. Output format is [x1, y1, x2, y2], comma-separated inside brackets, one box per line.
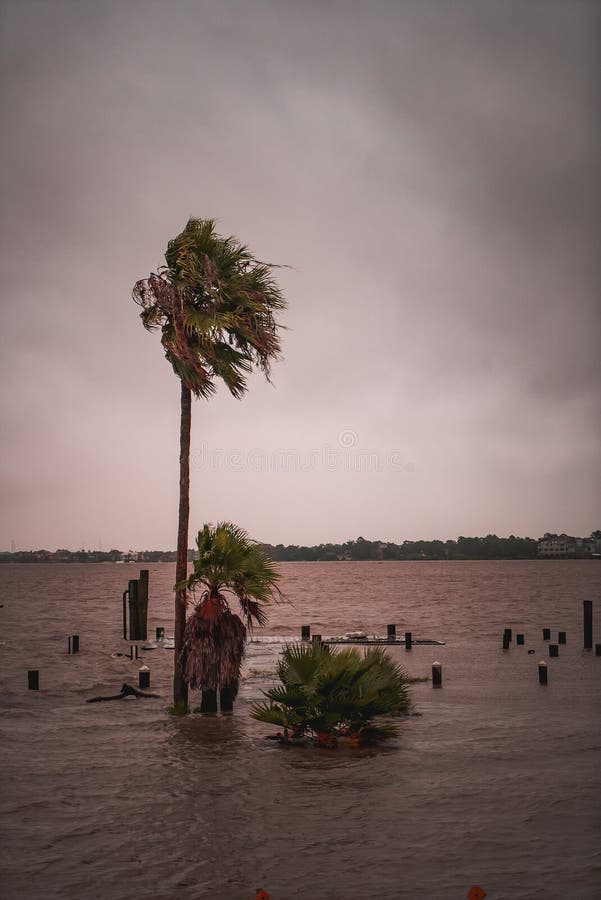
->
[252, 643, 410, 746]
[132, 218, 286, 399]
[132, 218, 286, 708]
[180, 523, 282, 692]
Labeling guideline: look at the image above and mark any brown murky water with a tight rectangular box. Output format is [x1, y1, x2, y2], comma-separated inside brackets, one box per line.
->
[1, 561, 600, 899]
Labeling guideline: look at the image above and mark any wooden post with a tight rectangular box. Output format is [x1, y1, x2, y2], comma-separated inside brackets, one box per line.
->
[503, 628, 512, 642]
[220, 685, 235, 713]
[122, 589, 128, 640]
[138, 570, 149, 641]
[28, 670, 39, 690]
[542, 627, 551, 641]
[502, 634, 510, 650]
[68, 635, 79, 654]
[138, 665, 150, 689]
[538, 661, 548, 685]
[549, 644, 559, 658]
[156, 626, 165, 642]
[595, 644, 601, 656]
[200, 688, 218, 713]
[128, 579, 139, 640]
[516, 633, 525, 645]
[312, 634, 322, 646]
[558, 631, 566, 644]
[583, 600, 593, 650]
[301, 625, 310, 641]
[387, 624, 396, 639]
[432, 661, 442, 687]
[129, 644, 138, 660]
[405, 631, 413, 650]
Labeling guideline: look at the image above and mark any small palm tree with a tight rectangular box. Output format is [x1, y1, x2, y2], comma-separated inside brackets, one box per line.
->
[133, 219, 286, 708]
[252, 643, 410, 746]
[180, 522, 282, 709]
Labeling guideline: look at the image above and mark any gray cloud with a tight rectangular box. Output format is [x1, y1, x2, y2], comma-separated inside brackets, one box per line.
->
[1, 0, 599, 549]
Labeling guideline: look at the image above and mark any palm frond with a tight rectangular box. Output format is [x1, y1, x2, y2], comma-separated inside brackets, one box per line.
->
[134, 219, 286, 398]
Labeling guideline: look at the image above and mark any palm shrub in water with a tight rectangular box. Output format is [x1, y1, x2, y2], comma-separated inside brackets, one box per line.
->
[251, 643, 410, 746]
[179, 522, 281, 708]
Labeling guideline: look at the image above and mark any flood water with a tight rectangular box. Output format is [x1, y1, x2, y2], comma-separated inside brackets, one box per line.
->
[1, 560, 600, 899]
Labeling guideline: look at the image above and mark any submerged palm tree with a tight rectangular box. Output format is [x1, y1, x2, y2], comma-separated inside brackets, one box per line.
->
[252, 643, 410, 746]
[133, 219, 286, 708]
[180, 522, 282, 700]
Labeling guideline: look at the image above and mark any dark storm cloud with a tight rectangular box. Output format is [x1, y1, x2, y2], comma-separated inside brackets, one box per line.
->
[0, 0, 599, 548]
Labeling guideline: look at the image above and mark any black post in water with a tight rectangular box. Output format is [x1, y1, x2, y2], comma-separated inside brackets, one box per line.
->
[583, 601, 593, 650]
[301, 625, 311, 641]
[405, 631, 413, 650]
[595, 644, 601, 657]
[516, 634, 525, 645]
[387, 624, 396, 640]
[538, 661, 548, 685]
[549, 644, 559, 658]
[502, 634, 510, 650]
[69, 635, 79, 654]
[200, 688, 218, 713]
[138, 570, 149, 641]
[128, 579, 139, 641]
[122, 589, 128, 640]
[28, 670, 39, 690]
[432, 661, 442, 687]
[155, 626, 165, 642]
[220, 685, 235, 713]
[542, 628, 551, 641]
[138, 665, 150, 689]
[312, 634, 322, 647]
[558, 631, 566, 645]
[129, 644, 138, 660]
[504, 628, 512, 642]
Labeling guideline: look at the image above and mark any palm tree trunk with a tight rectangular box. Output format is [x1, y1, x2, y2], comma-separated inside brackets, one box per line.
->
[173, 382, 191, 707]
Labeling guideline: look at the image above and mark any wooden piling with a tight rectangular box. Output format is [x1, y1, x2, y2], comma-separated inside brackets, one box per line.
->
[405, 631, 413, 650]
[516, 634, 525, 645]
[538, 661, 548, 685]
[122, 589, 128, 640]
[549, 644, 559, 658]
[502, 634, 510, 650]
[301, 625, 310, 641]
[137, 569, 149, 641]
[28, 670, 39, 690]
[583, 600, 593, 650]
[387, 624, 396, 639]
[595, 644, 601, 657]
[558, 631, 566, 644]
[542, 628, 551, 641]
[503, 628, 512, 642]
[138, 665, 150, 689]
[155, 626, 165, 642]
[68, 635, 79, 654]
[432, 661, 442, 687]
[128, 579, 139, 641]
[312, 634, 322, 646]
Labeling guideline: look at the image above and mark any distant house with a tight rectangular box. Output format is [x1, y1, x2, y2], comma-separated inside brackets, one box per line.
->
[537, 533, 601, 558]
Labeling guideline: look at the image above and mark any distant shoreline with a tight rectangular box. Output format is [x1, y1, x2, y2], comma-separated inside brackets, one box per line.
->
[1, 556, 598, 564]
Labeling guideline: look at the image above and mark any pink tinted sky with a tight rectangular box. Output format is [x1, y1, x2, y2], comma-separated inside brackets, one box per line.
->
[1, 0, 599, 551]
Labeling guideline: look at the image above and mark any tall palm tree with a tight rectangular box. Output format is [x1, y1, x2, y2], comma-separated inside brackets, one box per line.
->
[180, 522, 282, 707]
[133, 219, 286, 708]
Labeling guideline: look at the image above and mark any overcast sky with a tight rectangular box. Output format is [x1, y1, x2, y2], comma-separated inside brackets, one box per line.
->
[1, 0, 599, 551]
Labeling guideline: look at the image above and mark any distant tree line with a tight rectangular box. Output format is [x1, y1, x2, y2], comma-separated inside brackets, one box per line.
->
[260, 534, 539, 561]
[0, 549, 192, 564]
[4, 532, 599, 563]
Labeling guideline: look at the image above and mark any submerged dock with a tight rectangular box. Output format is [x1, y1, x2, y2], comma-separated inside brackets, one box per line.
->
[250, 627, 445, 646]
